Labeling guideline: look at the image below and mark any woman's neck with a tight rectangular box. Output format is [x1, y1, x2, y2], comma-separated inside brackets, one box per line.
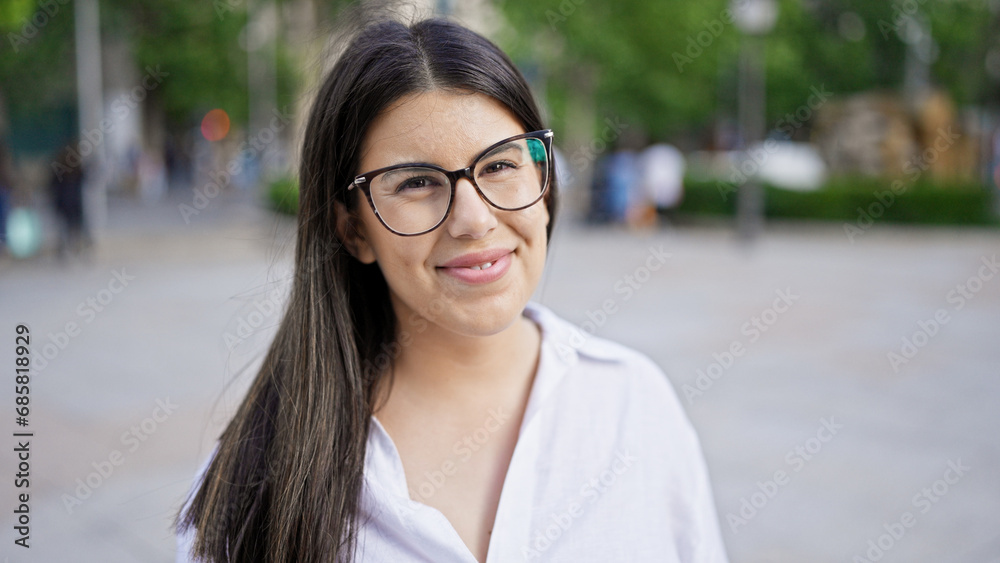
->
[378, 306, 542, 419]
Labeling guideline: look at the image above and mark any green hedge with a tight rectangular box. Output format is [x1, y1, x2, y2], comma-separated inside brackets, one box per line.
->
[267, 173, 999, 227]
[677, 176, 998, 226]
[266, 176, 299, 215]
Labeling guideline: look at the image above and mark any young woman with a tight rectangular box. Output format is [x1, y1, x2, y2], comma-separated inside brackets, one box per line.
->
[176, 16, 728, 563]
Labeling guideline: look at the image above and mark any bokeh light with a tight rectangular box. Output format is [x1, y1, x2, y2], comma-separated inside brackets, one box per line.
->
[200, 109, 231, 142]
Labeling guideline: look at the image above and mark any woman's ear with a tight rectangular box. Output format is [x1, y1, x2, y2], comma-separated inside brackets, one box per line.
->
[334, 200, 377, 264]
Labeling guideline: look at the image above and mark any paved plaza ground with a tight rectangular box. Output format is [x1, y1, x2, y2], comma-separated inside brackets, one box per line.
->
[1, 187, 998, 562]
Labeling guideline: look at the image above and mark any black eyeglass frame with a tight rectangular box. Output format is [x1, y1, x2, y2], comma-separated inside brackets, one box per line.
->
[347, 129, 554, 236]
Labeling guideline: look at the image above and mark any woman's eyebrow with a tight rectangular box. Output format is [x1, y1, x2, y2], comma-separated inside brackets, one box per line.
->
[367, 156, 438, 172]
[379, 166, 433, 182]
[479, 141, 524, 160]
[369, 137, 527, 173]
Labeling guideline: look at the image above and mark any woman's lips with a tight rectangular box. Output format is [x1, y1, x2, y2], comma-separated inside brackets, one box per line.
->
[437, 249, 513, 284]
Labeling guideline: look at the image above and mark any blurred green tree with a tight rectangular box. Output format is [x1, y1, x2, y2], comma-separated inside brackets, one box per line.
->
[0, 0, 303, 151]
[2, 0, 996, 155]
[496, 0, 999, 143]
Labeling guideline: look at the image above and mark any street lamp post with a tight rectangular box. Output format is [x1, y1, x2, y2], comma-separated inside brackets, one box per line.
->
[75, 0, 106, 240]
[246, 0, 278, 181]
[731, 0, 777, 242]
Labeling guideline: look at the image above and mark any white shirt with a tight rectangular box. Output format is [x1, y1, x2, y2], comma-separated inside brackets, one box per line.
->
[177, 302, 729, 562]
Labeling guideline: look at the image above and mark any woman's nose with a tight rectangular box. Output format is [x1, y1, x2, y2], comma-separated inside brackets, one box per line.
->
[445, 177, 498, 239]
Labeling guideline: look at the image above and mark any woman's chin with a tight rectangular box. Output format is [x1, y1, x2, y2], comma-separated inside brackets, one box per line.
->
[430, 296, 527, 339]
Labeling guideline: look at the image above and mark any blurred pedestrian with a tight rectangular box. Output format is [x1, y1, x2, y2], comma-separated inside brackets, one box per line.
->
[993, 124, 1000, 189]
[0, 140, 12, 251]
[638, 143, 686, 225]
[588, 144, 637, 224]
[587, 152, 612, 223]
[606, 146, 638, 224]
[49, 143, 91, 258]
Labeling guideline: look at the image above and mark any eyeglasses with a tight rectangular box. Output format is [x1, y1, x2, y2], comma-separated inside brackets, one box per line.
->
[348, 129, 554, 236]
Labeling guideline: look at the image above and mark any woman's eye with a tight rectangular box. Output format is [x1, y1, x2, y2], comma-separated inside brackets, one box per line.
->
[482, 160, 517, 175]
[396, 176, 441, 192]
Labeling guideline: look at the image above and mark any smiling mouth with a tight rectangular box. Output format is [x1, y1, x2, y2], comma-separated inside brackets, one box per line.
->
[437, 250, 513, 284]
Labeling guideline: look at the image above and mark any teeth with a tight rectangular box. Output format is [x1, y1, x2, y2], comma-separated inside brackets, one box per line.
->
[469, 261, 494, 271]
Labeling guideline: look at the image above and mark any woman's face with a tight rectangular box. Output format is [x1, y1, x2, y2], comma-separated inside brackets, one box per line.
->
[343, 89, 550, 338]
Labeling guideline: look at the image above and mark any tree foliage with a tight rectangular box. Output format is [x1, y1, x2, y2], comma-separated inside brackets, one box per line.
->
[495, 0, 1000, 142]
[0, 0, 303, 144]
[2, 0, 996, 150]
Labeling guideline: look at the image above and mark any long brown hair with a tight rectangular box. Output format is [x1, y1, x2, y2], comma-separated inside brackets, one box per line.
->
[176, 14, 557, 563]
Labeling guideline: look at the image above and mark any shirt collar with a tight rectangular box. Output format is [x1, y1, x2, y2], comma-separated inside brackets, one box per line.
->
[516, 301, 624, 426]
[365, 301, 625, 501]
[523, 301, 627, 365]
